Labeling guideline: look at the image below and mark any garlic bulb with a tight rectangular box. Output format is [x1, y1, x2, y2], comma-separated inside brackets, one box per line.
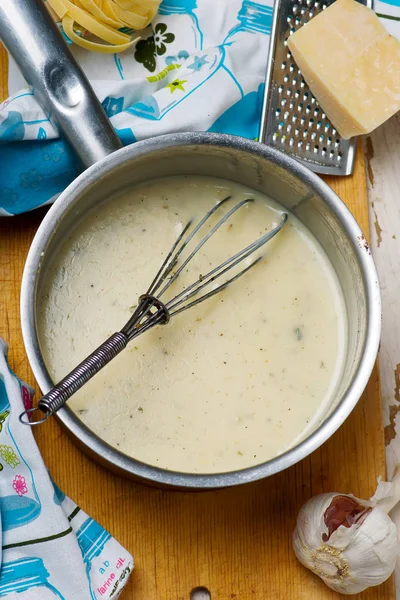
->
[293, 485, 400, 595]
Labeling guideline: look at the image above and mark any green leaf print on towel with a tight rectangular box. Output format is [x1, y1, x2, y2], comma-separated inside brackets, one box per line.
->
[134, 23, 175, 72]
[147, 63, 181, 83]
[0, 444, 21, 468]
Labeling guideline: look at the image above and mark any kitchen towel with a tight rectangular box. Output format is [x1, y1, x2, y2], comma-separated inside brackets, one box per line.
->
[0, 339, 133, 599]
[0, 0, 400, 216]
[0, 0, 272, 215]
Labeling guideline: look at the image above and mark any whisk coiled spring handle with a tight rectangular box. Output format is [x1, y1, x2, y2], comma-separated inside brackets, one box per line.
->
[20, 332, 128, 425]
[20, 295, 171, 425]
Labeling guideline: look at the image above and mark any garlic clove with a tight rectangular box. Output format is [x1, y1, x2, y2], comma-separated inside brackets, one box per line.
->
[293, 492, 399, 595]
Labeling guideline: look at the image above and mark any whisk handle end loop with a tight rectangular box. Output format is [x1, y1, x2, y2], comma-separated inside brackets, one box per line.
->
[19, 332, 128, 426]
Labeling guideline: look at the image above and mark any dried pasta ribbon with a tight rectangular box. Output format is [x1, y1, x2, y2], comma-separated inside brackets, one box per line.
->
[46, 0, 160, 52]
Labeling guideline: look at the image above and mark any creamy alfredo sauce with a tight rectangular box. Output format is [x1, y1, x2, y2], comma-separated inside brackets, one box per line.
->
[38, 176, 347, 474]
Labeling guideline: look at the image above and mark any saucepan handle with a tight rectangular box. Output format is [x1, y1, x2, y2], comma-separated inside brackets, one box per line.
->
[0, 0, 122, 167]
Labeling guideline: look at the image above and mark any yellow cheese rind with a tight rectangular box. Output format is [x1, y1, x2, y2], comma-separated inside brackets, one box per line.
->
[287, 0, 400, 138]
[46, 0, 160, 53]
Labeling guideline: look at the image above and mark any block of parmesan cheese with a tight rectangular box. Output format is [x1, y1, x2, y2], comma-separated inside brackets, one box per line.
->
[287, 0, 400, 138]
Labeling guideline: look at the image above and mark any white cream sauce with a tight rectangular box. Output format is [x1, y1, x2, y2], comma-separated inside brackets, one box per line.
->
[38, 176, 347, 474]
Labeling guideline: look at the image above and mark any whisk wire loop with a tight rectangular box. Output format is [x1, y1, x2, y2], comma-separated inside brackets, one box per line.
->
[166, 213, 288, 314]
[158, 197, 251, 299]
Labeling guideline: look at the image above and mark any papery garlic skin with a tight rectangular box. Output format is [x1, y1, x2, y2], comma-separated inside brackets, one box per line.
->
[293, 492, 399, 595]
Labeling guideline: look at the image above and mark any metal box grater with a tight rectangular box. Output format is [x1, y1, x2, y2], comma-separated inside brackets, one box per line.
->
[259, 0, 371, 176]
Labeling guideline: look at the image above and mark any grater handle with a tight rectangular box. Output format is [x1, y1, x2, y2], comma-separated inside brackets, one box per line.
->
[0, 0, 122, 168]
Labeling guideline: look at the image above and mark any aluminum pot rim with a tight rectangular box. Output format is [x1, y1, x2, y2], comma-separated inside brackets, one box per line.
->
[20, 132, 381, 489]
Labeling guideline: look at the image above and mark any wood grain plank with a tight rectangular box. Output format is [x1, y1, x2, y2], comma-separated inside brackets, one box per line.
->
[0, 42, 7, 102]
[0, 43, 394, 599]
[366, 117, 400, 598]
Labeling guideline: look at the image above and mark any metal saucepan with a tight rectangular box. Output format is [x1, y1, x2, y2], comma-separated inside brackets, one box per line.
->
[0, 0, 381, 489]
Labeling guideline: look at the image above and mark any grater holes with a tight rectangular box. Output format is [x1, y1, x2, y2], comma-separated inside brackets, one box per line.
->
[269, 0, 352, 169]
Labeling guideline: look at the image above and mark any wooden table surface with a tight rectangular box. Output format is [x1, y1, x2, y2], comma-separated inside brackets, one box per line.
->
[0, 46, 395, 599]
[366, 118, 400, 596]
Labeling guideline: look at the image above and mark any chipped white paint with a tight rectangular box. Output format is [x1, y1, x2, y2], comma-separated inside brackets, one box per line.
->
[365, 113, 400, 596]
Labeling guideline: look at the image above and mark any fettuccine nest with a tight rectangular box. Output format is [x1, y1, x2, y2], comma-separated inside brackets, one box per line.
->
[47, 0, 161, 52]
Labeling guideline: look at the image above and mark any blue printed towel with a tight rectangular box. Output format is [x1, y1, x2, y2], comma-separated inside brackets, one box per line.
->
[1, 0, 400, 215]
[0, 0, 274, 214]
[0, 339, 133, 598]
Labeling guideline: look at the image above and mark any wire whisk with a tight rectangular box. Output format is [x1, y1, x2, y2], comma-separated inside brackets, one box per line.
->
[20, 197, 287, 426]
